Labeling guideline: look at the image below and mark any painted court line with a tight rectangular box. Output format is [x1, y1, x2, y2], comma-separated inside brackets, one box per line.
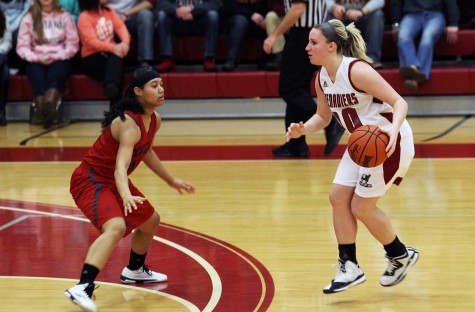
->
[162, 224, 268, 311]
[0, 276, 200, 312]
[154, 236, 222, 312]
[0, 215, 29, 231]
[0, 206, 221, 311]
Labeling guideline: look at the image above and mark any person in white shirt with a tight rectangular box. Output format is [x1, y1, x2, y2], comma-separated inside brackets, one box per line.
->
[286, 19, 419, 294]
[107, 0, 155, 68]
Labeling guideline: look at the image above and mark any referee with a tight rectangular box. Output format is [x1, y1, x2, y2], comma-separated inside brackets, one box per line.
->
[263, 0, 344, 157]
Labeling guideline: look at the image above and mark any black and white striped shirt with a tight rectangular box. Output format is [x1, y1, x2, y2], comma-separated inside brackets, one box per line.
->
[284, 0, 327, 28]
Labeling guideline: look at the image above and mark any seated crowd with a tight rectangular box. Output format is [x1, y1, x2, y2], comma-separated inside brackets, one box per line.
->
[0, 0, 474, 127]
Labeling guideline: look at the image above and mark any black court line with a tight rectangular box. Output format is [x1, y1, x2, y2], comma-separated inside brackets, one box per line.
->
[422, 115, 472, 142]
[19, 120, 73, 146]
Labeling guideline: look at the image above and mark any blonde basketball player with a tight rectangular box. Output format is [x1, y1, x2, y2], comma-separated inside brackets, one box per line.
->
[286, 19, 418, 294]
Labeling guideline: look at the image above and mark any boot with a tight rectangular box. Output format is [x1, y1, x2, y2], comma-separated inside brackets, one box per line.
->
[30, 96, 44, 125]
[42, 88, 62, 129]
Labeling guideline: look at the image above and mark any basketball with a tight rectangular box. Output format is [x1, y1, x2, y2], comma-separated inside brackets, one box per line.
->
[347, 125, 389, 168]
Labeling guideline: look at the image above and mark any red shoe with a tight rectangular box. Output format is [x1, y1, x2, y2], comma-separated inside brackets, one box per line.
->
[156, 59, 175, 72]
[203, 58, 217, 72]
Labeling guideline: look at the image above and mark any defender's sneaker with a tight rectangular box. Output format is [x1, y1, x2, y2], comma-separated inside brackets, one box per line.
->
[323, 259, 366, 294]
[120, 265, 168, 284]
[380, 247, 419, 287]
[64, 283, 97, 312]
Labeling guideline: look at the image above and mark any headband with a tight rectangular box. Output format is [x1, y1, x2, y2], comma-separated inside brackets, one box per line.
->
[319, 21, 338, 44]
[129, 69, 161, 89]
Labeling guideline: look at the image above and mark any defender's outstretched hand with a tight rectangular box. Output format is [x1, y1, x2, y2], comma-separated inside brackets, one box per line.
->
[168, 178, 196, 195]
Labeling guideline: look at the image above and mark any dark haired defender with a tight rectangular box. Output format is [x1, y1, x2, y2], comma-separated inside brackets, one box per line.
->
[64, 68, 196, 312]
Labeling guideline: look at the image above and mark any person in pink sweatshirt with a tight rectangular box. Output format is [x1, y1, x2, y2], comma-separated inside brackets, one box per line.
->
[16, 0, 79, 128]
[0, 10, 12, 126]
[77, 0, 131, 109]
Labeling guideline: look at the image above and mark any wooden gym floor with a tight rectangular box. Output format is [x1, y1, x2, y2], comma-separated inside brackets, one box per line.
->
[1, 114, 475, 311]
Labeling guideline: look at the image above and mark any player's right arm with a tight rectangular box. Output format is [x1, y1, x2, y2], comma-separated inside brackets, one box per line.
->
[111, 116, 146, 216]
[350, 61, 408, 157]
[286, 73, 333, 141]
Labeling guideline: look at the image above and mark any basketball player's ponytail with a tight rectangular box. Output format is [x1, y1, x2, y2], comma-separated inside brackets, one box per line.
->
[315, 19, 372, 63]
[343, 22, 372, 62]
[100, 67, 159, 131]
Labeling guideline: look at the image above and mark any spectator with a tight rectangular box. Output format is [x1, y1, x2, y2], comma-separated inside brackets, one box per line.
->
[60, 0, 81, 70]
[0, 10, 12, 126]
[16, 0, 79, 128]
[326, 0, 385, 69]
[155, 0, 221, 72]
[0, 0, 33, 73]
[263, 0, 285, 70]
[107, 0, 155, 68]
[470, 0, 475, 28]
[77, 0, 131, 108]
[391, 0, 459, 91]
[263, 0, 345, 157]
[220, 0, 268, 72]
[60, 0, 80, 22]
[457, 0, 475, 28]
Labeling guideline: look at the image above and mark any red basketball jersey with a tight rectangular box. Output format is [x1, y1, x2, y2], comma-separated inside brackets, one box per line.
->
[82, 111, 157, 177]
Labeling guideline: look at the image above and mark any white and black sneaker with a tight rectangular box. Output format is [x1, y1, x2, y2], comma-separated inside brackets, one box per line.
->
[120, 265, 168, 284]
[380, 247, 419, 287]
[323, 259, 366, 294]
[64, 283, 97, 312]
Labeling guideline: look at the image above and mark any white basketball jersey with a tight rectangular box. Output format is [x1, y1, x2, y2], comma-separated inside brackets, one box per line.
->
[319, 56, 415, 197]
[318, 56, 408, 134]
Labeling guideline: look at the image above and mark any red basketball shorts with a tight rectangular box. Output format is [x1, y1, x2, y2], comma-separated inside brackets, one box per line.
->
[70, 163, 155, 236]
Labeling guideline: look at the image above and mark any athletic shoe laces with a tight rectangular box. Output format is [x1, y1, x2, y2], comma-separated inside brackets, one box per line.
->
[333, 260, 348, 281]
[384, 258, 402, 276]
[84, 283, 99, 298]
[141, 265, 154, 276]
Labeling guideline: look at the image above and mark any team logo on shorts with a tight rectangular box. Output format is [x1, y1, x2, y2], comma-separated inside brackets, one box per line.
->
[359, 174, 372, 188]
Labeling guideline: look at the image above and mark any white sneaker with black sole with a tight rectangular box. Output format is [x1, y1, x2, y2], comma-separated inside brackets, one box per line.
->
[380, 247, 419, 287]
[64, 283, 97, 312]
[323, 259, 366, 294]
[120, 265, 168, 284]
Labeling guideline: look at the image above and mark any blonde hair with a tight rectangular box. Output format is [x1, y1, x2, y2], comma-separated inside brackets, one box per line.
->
[315, 19, 372, 63]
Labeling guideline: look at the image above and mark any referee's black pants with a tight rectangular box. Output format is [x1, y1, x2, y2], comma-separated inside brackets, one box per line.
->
[279, 27, 318, 145]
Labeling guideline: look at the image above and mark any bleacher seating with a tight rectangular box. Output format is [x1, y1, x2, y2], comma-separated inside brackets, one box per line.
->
[7, 28, 475, 102]
[7, 0, 475, 103]
[8, 65, 475, 102]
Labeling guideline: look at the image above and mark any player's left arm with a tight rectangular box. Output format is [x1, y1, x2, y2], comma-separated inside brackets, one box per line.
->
[142, 129, 195, 195]
[351, 61, 408, 156]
